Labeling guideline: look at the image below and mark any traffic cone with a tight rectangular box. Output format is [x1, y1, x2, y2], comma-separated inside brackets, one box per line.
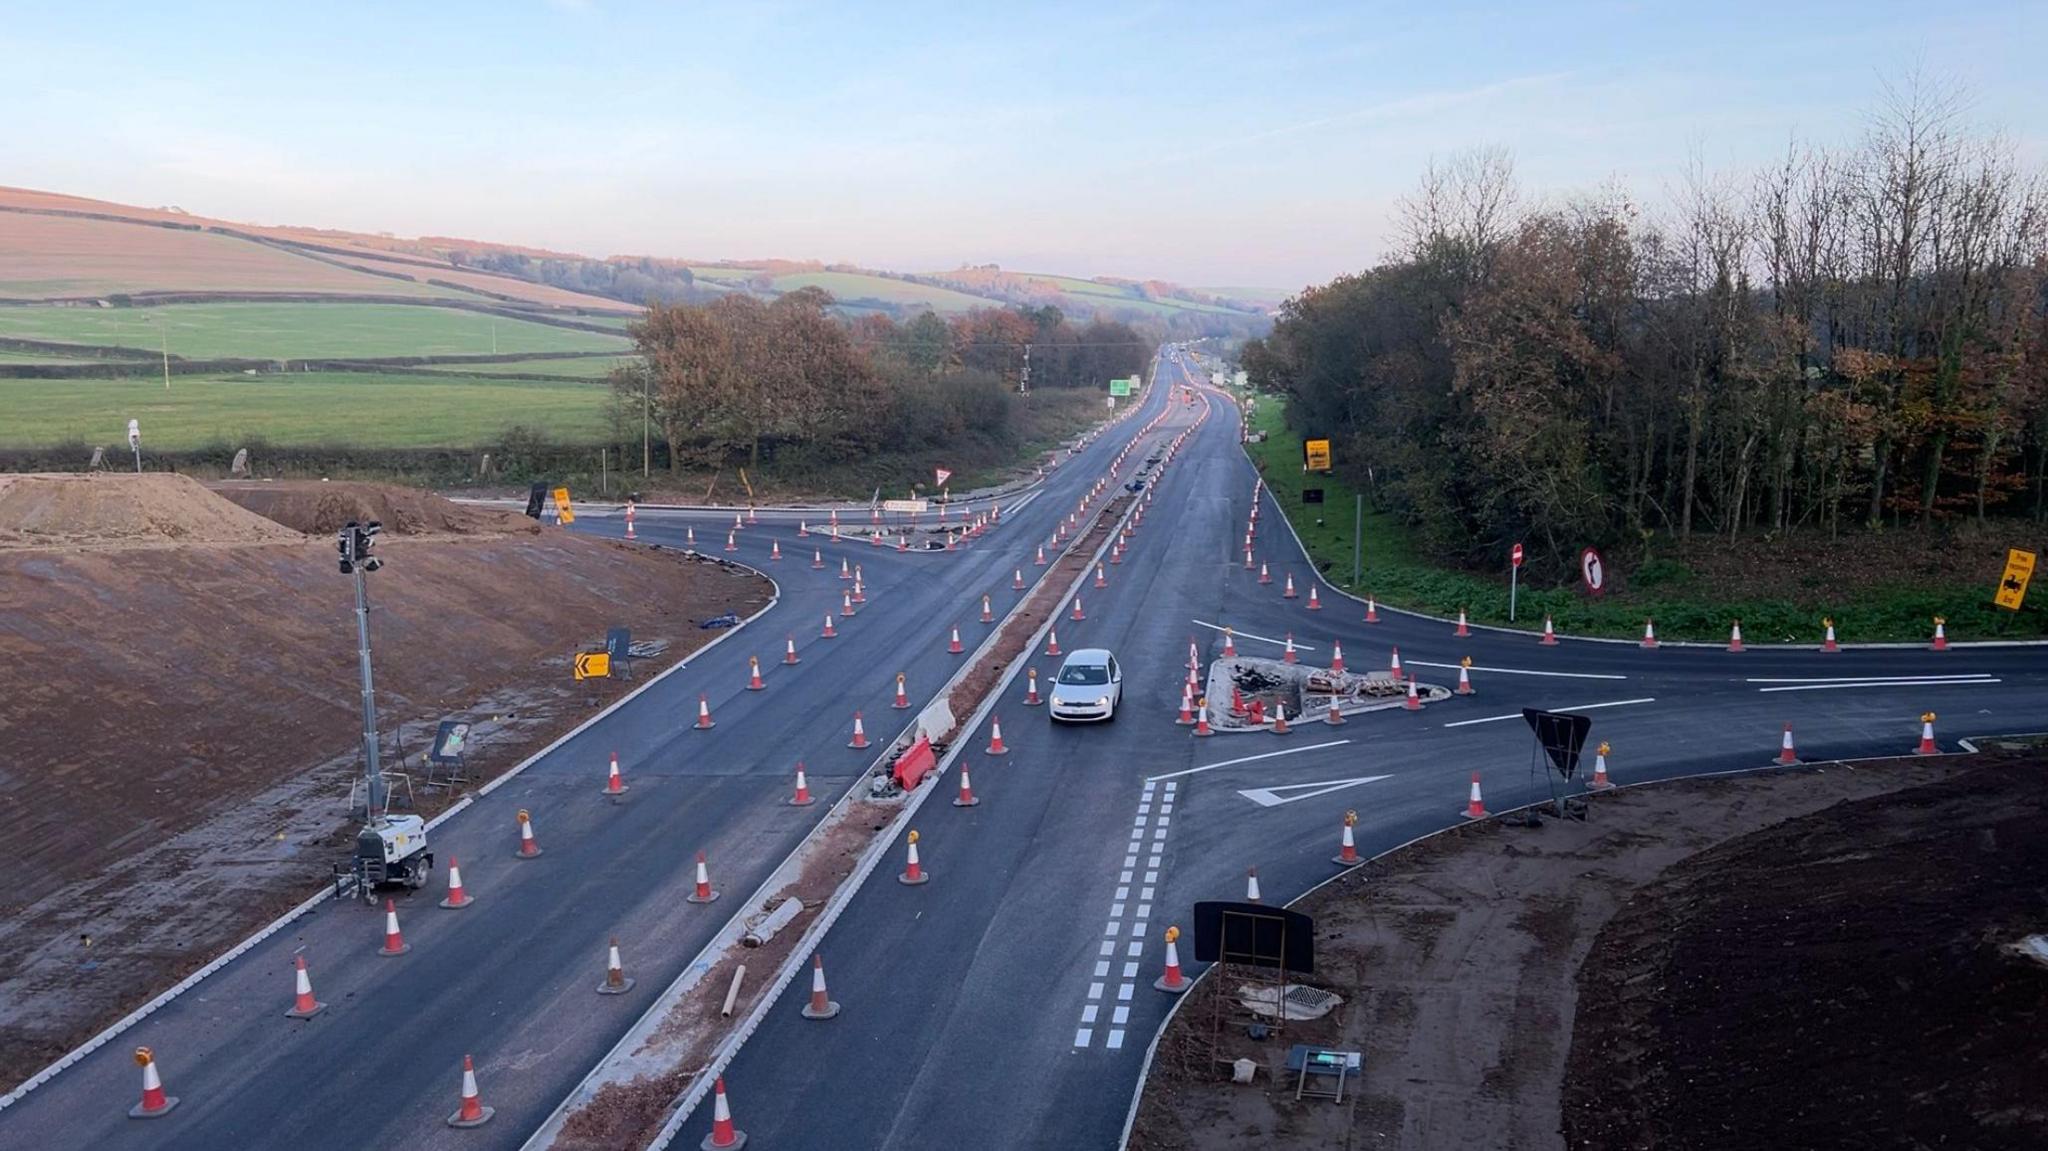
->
[1024, 668, 1043, 706]
[1916, 712, 1938, 755]
[1332, 810, 1360, 865]
[1194, 702, 1214, 736]
[1389, 646, 1402, 675]
[702, 1078, 743, 1149]
[1404, 673, 1422, 711]
[1589, 742, 1614, 790]
[769, 540, 782, 562]
[954, 764, 980, 807]
[1282, 573, 1297, 599]
[841, 590, 855, 618]
[1222, 628, 1237, 658]
[747, 506, 758, 525]
[724, 530, 737, 553]
[439, 855, 473, 909]
[811, 548, 823, 569]
[696, 693, 715, 729]
[821, 612, 837, 639]
[1455, 657, 1474, 695]
[1153, 925, 1188, 993]
[515, 809, 542, 858]
[985, 717, 1009, 756]
[598, 937, 635, 994]
[1329, 640, 1345, 674]
[802, 954, 841, 1020]
[379, 898, 409, 956]
[1821, 617, 1840, 653]
[1931, 616, 1949, 650]
[1728, 621, 1745, 652]
[1245, 867, 1262, 903]
[899, 830, 929, 885]
[686, 526, 697, 549]
[1776, 723, 1799, 765]
[128, 1047, 178, 1119]
[784, 634, 800, 665]
[1258, 562, 1272, 585]
[1071, 594, 1086, 622]
[446, 1055, 494, 1128]
[285, 954, 325, 1018]
[851, 576, 866, 604]
[1326, 696, 1345, 725]
[1176, 684, 1196, 724]
[604, 752, 628, 794]
[790, 763, 815, 806]
[798, 519, 809, 538]
[1540, 616, 1558, 645]
[1463, 773, 1487, 819]
[624, 500, 637, 540]
[1230, 684, 1247, 717]
[893, 673, 910, 709]
[688, 851, 718, 903]
[1270, 703, 1290, 735]
[948, 625, 964, 655]
[839, 557, 851, 580]
[1641, 619, 1658, 648]
[1035, 545, 1047, 566]
[1013, 568, 1026, 590]
[1454, 609, 1470, 637]
[1095, 564, 1108, 589]
[1365, 595, 1380, 624]
[848, 711, 870, 749]
[1244, 548, 1255, 570]
[1045, 628, 1062, 657]
[1282, 633, 1298, 664]
[981, 595, 994, 624]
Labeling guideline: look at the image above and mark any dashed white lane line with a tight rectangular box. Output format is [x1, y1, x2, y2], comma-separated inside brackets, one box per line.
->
[1755, 677, 1999, 693]
[1407, 659, 1627, 681]
[1075, 778, 1176, 1051]
[1439, 698, 1658, 728]
[1145, 740, 1352, 783]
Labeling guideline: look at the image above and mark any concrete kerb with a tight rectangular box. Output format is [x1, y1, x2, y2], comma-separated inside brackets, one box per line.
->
[1113, 743, 1988, 1149]
[0, 554, 780, 1113]
[631, 397, 1178, 1151]
[1233, 424, 2048, 651]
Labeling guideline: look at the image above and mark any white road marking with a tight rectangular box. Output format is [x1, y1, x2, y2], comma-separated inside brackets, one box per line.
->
[1408, 660, 1627, 681]
[1082, 1005, 1099, 1023]
[1191, 620, 1317, 651]
[1123, 962, 1140, 978]
[1095, 962, 1110, 978]
[1238, 774, 1392, 808]
[1076, 1028, 1093, 1046]
[1757, 679, 2000, 693]
[1745, 673, 1999, 683]
[1107, 1030, 1125, 1050]
[1441, 698, 1658, 728]
[1113, 1006, 1131, 1023]
[1146, 739, 1353, 782]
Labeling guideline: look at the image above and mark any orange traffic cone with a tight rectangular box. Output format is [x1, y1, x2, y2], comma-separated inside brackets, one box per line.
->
[1454, 609, 1470, 637]
[822, 612, 837, 639]
[769, 540, 782, 562]
[1916, 712, 1938, 755]
[1245, 867, 1262, 903]
[447, 1055, 494, 1128]
[981, 595, 994, 624]
[1045, 629, 1062, 657]
[1306, 586, 1322, 611]
[1728, 621, 1745, 652]
[1035, 544, 1047, 566]
[1463, 772, 1488, 819]
[893, 673, 910, 709]
[802, 954, 841, 1020]
[1153, 925, 1188, 994]
[898, 829, 929, 885]
[724, 530, 737, 553]
[1176, 684, 1195, 725]
[1071, 595, 1086, 622]
[1270, 703, 1291, 735]
[625, 500, 637, 540]
[129, 1047, 178, 1118]
[1389, 646, 1402, 675]
[953, 764, 980, 807]
[1013, 568, 1025, 590]
[1222, 628, 1237, 658]
[1282, 573, 1297, 599]
[1194, 702, 1214, 737]
[704, 1078, 744, 1149]
[790, 763, 815, 806]
[839, 557, 852, 580]
[1405, 673, 1422, 711]
[948, 625, 964, 655]
[514, 809, 542, 858]
[695, 693, 715, 728]
[1455, 657, 1474, 695]
[1328, 640, 1345, 674]
[1640, 619, 1658, 648]
[1589, 742, 1614, 790]
[784, 635, 800, 665]
[286, 953, 325, 1018]
[1332, 810, 1360, 865]
[688, 851, 719, 904]
[1024, 668, 1043, 706]
[1821, 617, 1840, 652]
[379, 898, 409, 957]
[1931, 616, 1948, 651]
[1540, 616, 1558, 645]
[1258, 562, 1272, 585]
[1095, 564, 1108, 589]
[439, 855, 473, 908]
[604, 752, 629, 794]
[685, 526, 697, 549]
[597, 937, 634, 994]
[811, 547, 823, 569]
[1282, 633, 1298, 664]
[985, 717, 1008, 756]
[848, 711, 870, 749]
[798, 519, 809, 537]
[1365, 595, 1380, 623]
[1776, 723, 1799, 765]
[851, 577, 866, 605]
[1326, 697, 1345, 726]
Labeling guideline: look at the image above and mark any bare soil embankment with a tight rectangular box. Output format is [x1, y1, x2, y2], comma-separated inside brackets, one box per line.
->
[1130, 756, 2048, 1151]
[0, 475, 770, 1091]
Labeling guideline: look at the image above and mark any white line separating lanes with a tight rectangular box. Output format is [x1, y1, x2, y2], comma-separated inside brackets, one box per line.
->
[1076, 778, 1177, 1051]
[1745, 673, 1999, 683]
[1756, 678, 1999, 693]
[1144, 740, 1353, 783]
[1407, 660, 1627, 681]
[1191, 620, 1316, 651]
[1440, 698, 1658, 728]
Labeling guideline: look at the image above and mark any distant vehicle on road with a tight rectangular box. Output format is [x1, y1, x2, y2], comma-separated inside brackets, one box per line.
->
[1049, 647, 1122, 722]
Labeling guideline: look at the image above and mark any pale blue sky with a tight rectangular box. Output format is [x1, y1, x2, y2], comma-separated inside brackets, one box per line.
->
[3, 1, 2042, 290]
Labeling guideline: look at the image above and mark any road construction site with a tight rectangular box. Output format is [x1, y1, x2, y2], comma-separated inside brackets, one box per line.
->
[3, 347, 2046, 1151]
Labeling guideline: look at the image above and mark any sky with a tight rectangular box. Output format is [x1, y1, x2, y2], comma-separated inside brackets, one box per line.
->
[3, 1, 2043, 292]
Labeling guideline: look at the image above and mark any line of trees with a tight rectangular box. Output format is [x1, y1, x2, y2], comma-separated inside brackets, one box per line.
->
[614, 290, 1152, 475]
[1242, 82, 2048, 574]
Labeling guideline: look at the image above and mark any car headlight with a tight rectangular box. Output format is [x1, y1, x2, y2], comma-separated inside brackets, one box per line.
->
[1095, 696, 1111, 706]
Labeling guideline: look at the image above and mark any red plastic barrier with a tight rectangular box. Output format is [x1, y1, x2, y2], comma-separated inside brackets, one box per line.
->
[893, 735, 937, 791]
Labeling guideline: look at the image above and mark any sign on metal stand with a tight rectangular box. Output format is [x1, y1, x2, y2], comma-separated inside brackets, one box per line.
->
[1995, 549, 2035, 611]
[1522, 707, 1593, 820]
[1510, 541, 1524, 621]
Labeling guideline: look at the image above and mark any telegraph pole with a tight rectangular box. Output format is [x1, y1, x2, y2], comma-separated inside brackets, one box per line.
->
[337, 521, 387, 815]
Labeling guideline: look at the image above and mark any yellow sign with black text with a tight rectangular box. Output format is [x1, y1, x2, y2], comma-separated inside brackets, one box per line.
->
[1303, 438, 1332, 472]
[551, 487, 575, 524]
[574, 651, 611, 681]
[1994, 548, 2035, 611]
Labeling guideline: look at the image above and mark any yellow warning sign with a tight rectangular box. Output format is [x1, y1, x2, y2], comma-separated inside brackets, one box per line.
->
[574, 651, 611, 680]
[1994, 548, 2035, 611]
[1303, 438, 1332, 472]
[551, 486, 575, 524]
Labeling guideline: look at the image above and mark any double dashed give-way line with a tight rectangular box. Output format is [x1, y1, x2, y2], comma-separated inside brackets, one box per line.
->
[1074, 778, 1176, 1051]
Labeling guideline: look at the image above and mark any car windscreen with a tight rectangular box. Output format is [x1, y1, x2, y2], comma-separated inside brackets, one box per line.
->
[1058, 664, 1110, 686]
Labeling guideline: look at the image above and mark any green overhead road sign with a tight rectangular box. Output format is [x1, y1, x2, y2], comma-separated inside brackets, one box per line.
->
[1109, 378, 1133, 397]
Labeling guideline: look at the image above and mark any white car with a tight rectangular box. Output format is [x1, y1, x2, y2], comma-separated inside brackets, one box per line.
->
[1049, 648, 1122, 722]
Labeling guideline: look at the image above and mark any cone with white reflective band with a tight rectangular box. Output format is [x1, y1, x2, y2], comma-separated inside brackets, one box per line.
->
[440, 855, 473, 908]
[802, 954, 841, 1020]
[1153, 925, 1189, 993]
[604, 751, 628, 794]
[1326, 696, 1345, 725]
[1194, 701, 1214, 737]
[1282, 573, 1297, 599]
[822, 612, 837, 639]
[1024, 668, 1043, 706]
[1013, 568, 1026, 590]
[379, 898, 409, 956]
[1455, 657, 1475, 696]
[1222, 628, 1237, 658]
[784, 634, 800, 665]
[1541, 615, 1557, 645]
[1641, 618, 1658, 648]
[1916, 712, 1938, 756]
[447, 1054, 494, 1127]
[848, 711, 869, 749]
[1405, 673, 1422, 711]
[286, 953, 325, 1018]
[1258, 562, 1271, 585]
[1776, 723, 1799, 766]
[1821, 617, 1840, 653]
[1365, 595, 1380, 623]
[953, 763, 980, 807]
[947, 625, 964, 655]
[1306, 586, 1321, 610]
[695, 693, 715, 729]
[1454, 609, 1470, 637]
[624, 500, 636, 540]
[769, 539, 781, 562]
[1931, 616, 1948, 651]
[688, 850, 719, 903]
[515, 808, 542, 858]
[893, 673, 910, 709]
[1045, 628, 1062, 657]
[598, 937, 635, 994]
[1332, 809, 1361, 865]
[789, 762, 814, 806]
[1588, 742, 1614, 790]
[724, 530, 737, 553]
[981, 594, 994, 624]
[129, 1047, 178, 1118]
[1245, 867, 1262, 903]
[1389, 646, 1402, 675]
[1328, 639, 1344, 674]
[898, 830, 929, 885]
[1463, 772, 1488, 820]
[985, 717, 1009, 756]
[1282, 633, 1298, 664]
[1728, 621, 1745, 652]
[1071, 594, 1085, 622]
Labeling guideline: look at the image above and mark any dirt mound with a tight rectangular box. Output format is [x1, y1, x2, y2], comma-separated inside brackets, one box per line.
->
[0, 473, 306, 551]
[211, 480, 536, 536]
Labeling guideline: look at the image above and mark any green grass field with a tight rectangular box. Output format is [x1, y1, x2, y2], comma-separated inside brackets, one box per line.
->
[0, 302, 634, 360]
[0, 372, 611, 449]
[1240, 393, 2044, 643]
[413, 354, 640, 378]
[769, 271, 994, 312]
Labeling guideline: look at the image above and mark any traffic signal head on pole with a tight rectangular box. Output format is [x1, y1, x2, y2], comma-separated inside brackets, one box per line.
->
[338, 520, 385, 574]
